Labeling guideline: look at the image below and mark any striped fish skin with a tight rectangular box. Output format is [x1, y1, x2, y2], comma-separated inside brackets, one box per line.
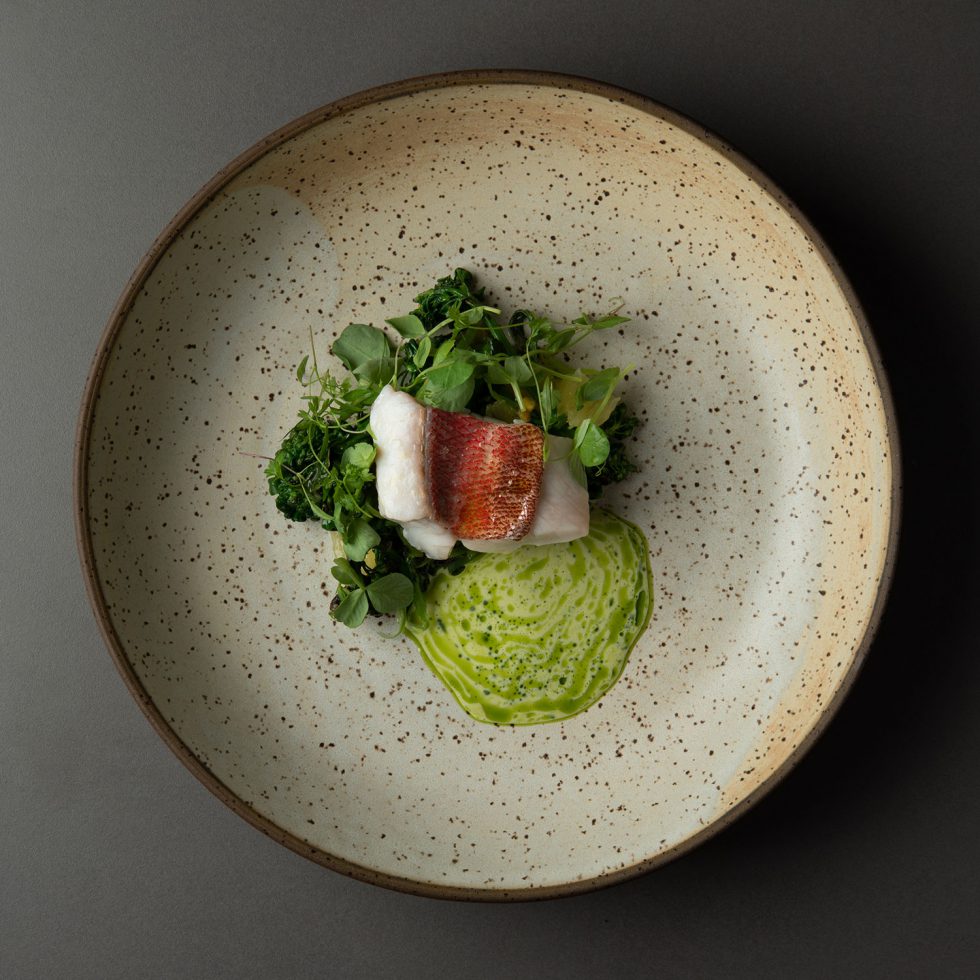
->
[462, 436, 588, 552]
[425, 408, 545, 541]
[369, 387, 589, 560]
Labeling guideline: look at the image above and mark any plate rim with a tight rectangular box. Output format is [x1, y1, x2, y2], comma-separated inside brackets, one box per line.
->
[74, 68, 902, 901]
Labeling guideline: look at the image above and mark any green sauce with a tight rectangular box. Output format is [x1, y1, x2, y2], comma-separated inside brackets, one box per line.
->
[405, 510, 653, 725]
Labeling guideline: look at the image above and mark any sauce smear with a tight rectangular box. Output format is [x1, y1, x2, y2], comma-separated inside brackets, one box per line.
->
[406, 510, 652, 725]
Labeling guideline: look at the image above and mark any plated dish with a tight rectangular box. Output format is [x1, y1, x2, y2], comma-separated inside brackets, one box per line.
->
[76, 71, 899, 899]
[265, 267, 652, 724]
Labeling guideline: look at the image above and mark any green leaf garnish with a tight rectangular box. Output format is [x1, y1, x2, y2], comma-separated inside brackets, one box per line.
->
[365, 573, 415, 613]
[352, 355, 394, 386]
[578, 367, 621, 406]
[538, 377, 556, 423]
[432, 338, 455, 366]
[343, 518, 381, 562]
[386, 314, 426, 338]
[425, 358, 475, 391]
[333, 588, 369, 628]
[574, 418, 611, 467]
[332, 323, 392, 374]
[590, 314, 630, 331]
[413, 335, 432, 369]
[421, 376, 475, 412]
[342, 442, 375, 470]
[331, 558, 364, 588]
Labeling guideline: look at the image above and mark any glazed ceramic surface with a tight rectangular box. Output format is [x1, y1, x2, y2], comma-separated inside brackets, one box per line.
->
[77, 73, 898, 898]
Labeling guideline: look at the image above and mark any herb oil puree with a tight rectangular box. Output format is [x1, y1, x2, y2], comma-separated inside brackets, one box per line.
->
[405, 510, 652, 725]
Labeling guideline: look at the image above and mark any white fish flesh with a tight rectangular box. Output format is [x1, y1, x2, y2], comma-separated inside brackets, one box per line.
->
[400, 519, 457, 561]
[370, 385, 430, 523]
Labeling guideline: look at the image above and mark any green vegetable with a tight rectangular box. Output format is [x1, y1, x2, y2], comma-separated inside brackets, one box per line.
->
[331, 323, 392, 374]
[409, 268, 486, 331]
[333, 587, 369, 629]
[365, 573, 414, 614]
[265, 421, 329, 522]
[585, 402, 639, 498]
[573, 419, 610, 468]
[266, 269, 641, 631]
[578, 367, 621, 406]
[385, 314, 426, 339]
[343, 518, 380, 562]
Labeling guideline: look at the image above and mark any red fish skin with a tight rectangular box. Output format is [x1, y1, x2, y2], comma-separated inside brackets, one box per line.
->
[425, 408, 545, 540]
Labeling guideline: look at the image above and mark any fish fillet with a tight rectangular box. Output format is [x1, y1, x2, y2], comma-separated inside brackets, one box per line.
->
[369, 386, 589, 560]
[401, 518, 456, 561]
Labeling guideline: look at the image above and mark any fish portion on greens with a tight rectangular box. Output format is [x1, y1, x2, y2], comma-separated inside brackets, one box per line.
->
[265, 269, 650, 724]
[370, 385, 589, 559]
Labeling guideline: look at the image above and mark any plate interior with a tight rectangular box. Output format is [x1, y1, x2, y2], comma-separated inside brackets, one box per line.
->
[83, 80, 894, 893]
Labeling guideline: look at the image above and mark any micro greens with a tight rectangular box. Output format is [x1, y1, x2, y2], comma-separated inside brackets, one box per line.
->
[266, 269, 639, 631]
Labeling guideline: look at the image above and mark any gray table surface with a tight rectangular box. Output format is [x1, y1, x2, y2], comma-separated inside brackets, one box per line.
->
[3, 1, 979, 977]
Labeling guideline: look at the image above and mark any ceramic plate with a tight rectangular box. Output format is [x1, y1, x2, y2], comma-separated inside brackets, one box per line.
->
[76, 71, 899, 899]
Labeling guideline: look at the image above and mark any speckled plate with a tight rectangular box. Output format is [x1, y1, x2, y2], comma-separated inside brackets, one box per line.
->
[76, 71, 899, 899]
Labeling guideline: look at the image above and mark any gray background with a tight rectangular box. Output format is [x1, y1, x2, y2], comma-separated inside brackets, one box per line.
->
[3, 1, 979, 977]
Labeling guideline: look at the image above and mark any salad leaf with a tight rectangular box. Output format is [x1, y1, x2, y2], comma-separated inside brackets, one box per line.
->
[332, 323, 391, 374]
[413, 335, 432, 369]
[331, 557, 364, 588]
[386, 314, 426, 338]
[421, 376, 475, 412]
[366, 573, 415, 614]
[573, 419, 610, 467]
[343, 518, 381, 562]
[342, 442, 375, 470]
[334, 588, 369, 628]
[424, 358, 475, 392]
[578, 367, 621, 406]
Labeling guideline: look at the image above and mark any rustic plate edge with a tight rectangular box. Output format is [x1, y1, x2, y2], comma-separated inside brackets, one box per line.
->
[73, 68, 903, 902]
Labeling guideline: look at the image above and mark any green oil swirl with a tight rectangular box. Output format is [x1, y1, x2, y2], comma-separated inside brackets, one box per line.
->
[405, 510, 652, 725]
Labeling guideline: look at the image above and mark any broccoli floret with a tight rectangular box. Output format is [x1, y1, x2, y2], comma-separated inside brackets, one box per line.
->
[265, 421, 324, 522]
[587, 403, 639, 499]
